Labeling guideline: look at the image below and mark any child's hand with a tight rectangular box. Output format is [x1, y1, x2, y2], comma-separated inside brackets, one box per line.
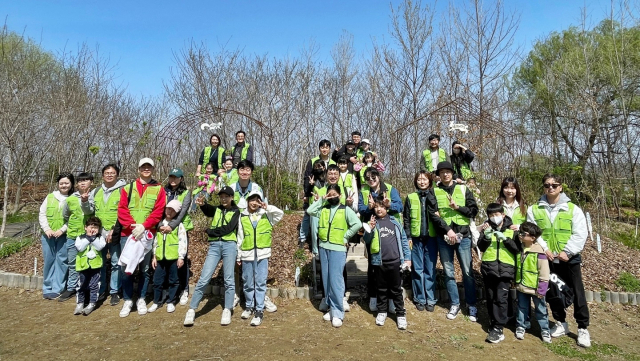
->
[509, 224, 520, 231]
[80, 192, 90, 202]
[313, 192, 319, 201]
[346, 194, 353, 206]
[177, 259, 184, 268]
[309, 175, 314, 185]
[160, 225, 172, 234]
[45, 230, 55, 238]
[195, 195, 205, 206]
[482, 222, 490, 230]
[151, 258, 157, 269]
[260, 201, 268, 209]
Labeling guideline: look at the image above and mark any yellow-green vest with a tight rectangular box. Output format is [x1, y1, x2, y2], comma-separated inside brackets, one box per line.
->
[76, 244, 103, 271]
[422, 148, 446, 172]
[209, 208, 238, 242]
[232, 143, 251, 160]
[459, 161, 474, 180]
[240, 214, 273, 251]
[203, 146, 225, 170]
[67, 196, 91, 238]
[175, 190, 194, 231]
[318, 205, 348, 246]
[339, 172, 354, 191]
[510, 206, 526, 225]
[310, 156, 336, 168]
[94, 187, 121, 230]
[314, 184, 346, 205]
[433, 185, 469, 226]
[192, 175, 215, 195]
[45, 193, 65, 231]
[531, 203, 575, 254]
[123, 183, 162, 224]
[361, 183, 402, 222]
[155, 228, 180, 261]
[407, 192, 436, 237]
[222, 169, 239, 186]
[516, 251, 539, 289]
[481, 229, 516, 266]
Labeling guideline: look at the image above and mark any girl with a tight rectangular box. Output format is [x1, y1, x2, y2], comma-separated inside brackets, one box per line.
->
[497, 177, 527, 230]
[337, 156, 359, 212]
[39, 173, 74, 299]
[218, 157, 239, 188]
[191, 163, 216, 212]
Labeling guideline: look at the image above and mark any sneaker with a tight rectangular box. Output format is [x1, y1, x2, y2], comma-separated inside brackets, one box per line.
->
[83, 303, 95, 315]
[486, 328, 505, 343]
[468, 306, 478, 322]
[264, 296, 277, 313]
[184, 309, 195, 326]
[343, 297, 350, 312]
[541, 330, 552, 343]
[179, 290, 189, 306]
[550, 321, 568, 338]
[110, 294, 121, 306]
[415, 303, 425, 311]
[43, 293, 60, 300]
[167, 303, 176, 313]
[319, 298, 329, 312]
[221, 308, 232, 325]
[515, 327, 526, 340]
[426, 304, 435, 312]
[577, 328, 591, 348]
[397, 316, 407, 330]
[369, 297, 378, 312]
[98, 292, 108, 302]
[233, 294, 240, 309]
[389, 300, 396, 314]
[58, 290, 76, 302]
[323, 312, 331, 321]
[136, 299, 148, 315]
[241, 308, 254, 319]
[332, 317, 343, 328]
[74, 303, 84, 315]
[119, 300, 133, 318]
[148, 303, 160, 313]
[376, 312, 387, 326]
[250, 311, 263, 326]
[447, 305, 460, 320]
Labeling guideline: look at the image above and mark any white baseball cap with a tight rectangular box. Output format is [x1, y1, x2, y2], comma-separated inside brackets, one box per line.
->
[361, 139, 370, 145]
[138, 157, 155, 168]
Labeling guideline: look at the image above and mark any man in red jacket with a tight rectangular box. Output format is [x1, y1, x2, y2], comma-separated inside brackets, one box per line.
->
[118, 157, 166, 317]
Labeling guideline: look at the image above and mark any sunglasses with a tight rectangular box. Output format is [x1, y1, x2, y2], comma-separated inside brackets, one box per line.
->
[543, 183, 561, 189]
[365, 176, 377, 181]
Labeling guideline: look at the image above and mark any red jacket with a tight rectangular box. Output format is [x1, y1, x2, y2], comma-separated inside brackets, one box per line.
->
[117, 179, 166, 237]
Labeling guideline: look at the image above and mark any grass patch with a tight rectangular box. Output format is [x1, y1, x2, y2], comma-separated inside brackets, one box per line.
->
[545, 337, 637, 361]
[0, 238, 33, 258]
[449, 333, 468, 342]
[0, 211, 38, 225]
[608, 224, 640, 250]
[615, 272, 640, 293]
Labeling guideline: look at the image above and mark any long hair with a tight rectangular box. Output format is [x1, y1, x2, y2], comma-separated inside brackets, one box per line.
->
[497, 176, 526, 218]
[56, 173, 75, 195]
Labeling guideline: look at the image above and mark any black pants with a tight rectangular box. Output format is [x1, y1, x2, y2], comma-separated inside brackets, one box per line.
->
[484, 275, 511, 330]
[374, 261, 406, 317]
[548, 260, 590, 328]
[77, 268, 101, 304]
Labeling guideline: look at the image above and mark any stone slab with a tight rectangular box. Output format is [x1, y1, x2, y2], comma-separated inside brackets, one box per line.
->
[611, 292, 619, 304]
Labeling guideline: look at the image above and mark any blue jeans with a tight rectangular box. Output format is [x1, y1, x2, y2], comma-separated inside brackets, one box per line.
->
[242, 258, 269, 312]
[437, 236, 477, 307]
[517, 291, 550, 332]
[190, 241, 237, 310]
[299, 211, 310, 241]
[319, 247, 346, 320]
[99, 241, 121, 295]
[153, 259, 180, 304]
[65, 237, 79, 291]
[41, 234, 67, 294]
[411, 236, 438, 306]
[120, 236, 153, 301]
[310, 216, 319, 254]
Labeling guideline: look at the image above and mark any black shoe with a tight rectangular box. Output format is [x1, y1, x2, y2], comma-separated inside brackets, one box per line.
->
[415, 303, 425, 311]
[98, 292, 108, 302]
[110, 294, 121, 306]
[425, 304, 435, 312]
[486, 328, 505, 343]
[58, 290, 76, 302]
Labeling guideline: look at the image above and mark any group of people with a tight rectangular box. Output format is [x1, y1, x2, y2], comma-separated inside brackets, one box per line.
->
[37, 129, 591, 347]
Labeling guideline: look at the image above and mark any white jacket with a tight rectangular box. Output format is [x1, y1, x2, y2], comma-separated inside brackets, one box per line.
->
[236, 205, 284, 262]
[118, 231, 154, 274]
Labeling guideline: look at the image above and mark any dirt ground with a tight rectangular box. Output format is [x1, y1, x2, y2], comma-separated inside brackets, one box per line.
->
[1, 288, 639, 361]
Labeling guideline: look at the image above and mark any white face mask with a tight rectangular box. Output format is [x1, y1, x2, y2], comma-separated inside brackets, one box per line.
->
[490, 216, 503, 225]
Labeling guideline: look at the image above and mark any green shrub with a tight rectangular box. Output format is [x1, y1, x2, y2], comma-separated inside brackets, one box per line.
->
[615, 272, 640, 293]
[0, 238, 33, 258]
[253, 165, 302, 210]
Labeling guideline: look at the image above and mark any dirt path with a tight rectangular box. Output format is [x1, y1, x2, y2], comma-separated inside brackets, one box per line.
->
[1, 288, 639, 361]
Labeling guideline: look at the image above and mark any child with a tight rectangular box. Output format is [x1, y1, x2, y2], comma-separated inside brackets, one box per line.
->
[337, 156, 359, 212]
[237, 192, 284, 326]
[149, 200, 188, 314]
[477, 203, 520, 343]
[363, 194, 411, 330]
[356, 152, 385, 187]
[184, 186, 240, 327]
[74, 217, 106, 315]
[515, 222, 551, 343]
[192, 163, 216, 212]
[218, 157, 239, 188]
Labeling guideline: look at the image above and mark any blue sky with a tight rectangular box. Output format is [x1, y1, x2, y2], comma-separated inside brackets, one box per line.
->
[2, 0, 622, 98]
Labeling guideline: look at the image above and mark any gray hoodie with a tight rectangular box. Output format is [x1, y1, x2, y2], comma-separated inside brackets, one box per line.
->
[89, 179, 127, 234]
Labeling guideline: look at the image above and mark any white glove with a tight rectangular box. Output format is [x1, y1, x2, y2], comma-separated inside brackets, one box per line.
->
[132, 224, 146, 239]
[86, 248, 96, 259]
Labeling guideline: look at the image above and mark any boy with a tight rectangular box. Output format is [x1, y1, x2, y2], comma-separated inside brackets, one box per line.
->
[74, 217, 106, 315]
[515, 222, 551, 343]
[477, 203, 520, 343]
[363, 194, 411, 330]
[149, 200, 188, 314]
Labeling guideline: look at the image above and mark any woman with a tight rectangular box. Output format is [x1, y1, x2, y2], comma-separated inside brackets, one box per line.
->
[496, 177, 527, 229]
[450, 141, 475, 182]
[196, 134, 225, 176]
[39, 173, 74, 299]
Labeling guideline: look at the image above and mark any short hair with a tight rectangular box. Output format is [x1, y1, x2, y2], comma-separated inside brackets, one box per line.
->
[85, 216, 102, 229]
[102, 163, 120, 176]
[237, 159, 254, 171]
[223, 157, 233, 164]
[210, 134, 221, 145]
[76, 172, 94, 182]
[520, 222, 543, 239]
[235, 130, 246, 137]
[337, 156, 349, 164]
[413, 171, 433, 189]
[56, 173, 75, 189]
[542, 173, 562, 185]
[486, 203, 505, 215]
[326, 183, 341, 195]
[351, 131, 361, 137]
[326, 164, 340, 173]
[373, 194, 388, 208]
[428, 134, 440, 141]
[319, 139, 331, 148]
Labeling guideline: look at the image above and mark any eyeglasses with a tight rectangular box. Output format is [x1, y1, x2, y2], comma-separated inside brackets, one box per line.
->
[543, 183, 561, 189]
[518, 231, 530, 238]
[103, 172, 117, 176]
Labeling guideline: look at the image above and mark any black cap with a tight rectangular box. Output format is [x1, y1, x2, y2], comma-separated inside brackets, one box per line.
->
[428, 134, 440, 141]
[218, 186, 235, 197]
[436, 161, 454, 174]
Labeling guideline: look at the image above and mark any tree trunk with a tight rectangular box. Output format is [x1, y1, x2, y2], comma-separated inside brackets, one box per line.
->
[11, 183, 22, 215]
[1, 162, 11, 238]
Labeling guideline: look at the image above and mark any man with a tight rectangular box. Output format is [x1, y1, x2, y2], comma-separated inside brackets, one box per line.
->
[232, 159, 264, 211]
[428, 161, 478, 321]
[420, 134, 449, 173]
[527, 174, 591, 348]
[300, 140, 336, 244]
[231, 130, 254, 167]
[332, 131, 362, 165]
[117, 157, 166, 317]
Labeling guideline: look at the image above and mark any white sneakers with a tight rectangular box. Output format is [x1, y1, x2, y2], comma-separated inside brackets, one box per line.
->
[149, 302, 174, 313]
[167, 303, 176, 313]
[74, 303, 84, 315]
[397, 316, 407, 330]
[251, 311, 263, 326]
[577, 328, 591, 348]
[241, 308, 254, 319]
[148, 303, 160, 313]
[343, 297, 350, 312]
[331, 318, 343, 327]
[369, 297, 377, 312]
[323, 312, 331, 321]
[550, 321, 568, 337]
[468, 306, 477, 322]
[184, 309, 195, 326]
[549, 321, 590, 347]
[447, 305, 460, 320]
[179, 290, 189, 306]
[120, 300, 133, 318]
[515, 327, 526, 340]
[541, 330, 552, 343]
[264, 296, 277, 313]
[221, 308, 232, 325]
[319, 298, 329, 312]
[136, 299, 148, 315]
[376, 312, 387, 326]
[233, 294, 240, 309]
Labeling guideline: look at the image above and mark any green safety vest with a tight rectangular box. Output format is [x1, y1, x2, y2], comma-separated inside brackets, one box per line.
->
[310, 156, 336, 168]
[175, 190, 194, 231]
[94, 187, 121, 231]
[369, 228, 382, 254]
[481, 229, 516, 266]
[407, 192, 436, 237]
[45, 193, 65, 231]
[203, 146, 225, 169]
[422, 148, 446, 172]
[510, 206, 526, 225]
[222, 169, 239, 186]
[155, 228, 180, 261]
[459, 161, 474, 180]
[192, 175, 215, 195]
[318, 205, 348, 246]
[314, 184, 346, 205]
[232, 143, 251, 161]
[433, 185, 469, 226]
[516, 251, 539, 290]
[240, 214, 273, 251]
[209, 208, 238, 242]
[67, 196, 91, 238]
[339, 173, 354, 190]
[123, 183, 162, 224]
[531, 203, 575, 254]
[76, 244, 103, 271]
[361, 183, 402, 222]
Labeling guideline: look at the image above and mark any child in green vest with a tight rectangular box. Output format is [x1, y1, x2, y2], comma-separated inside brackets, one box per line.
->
[477, 203, 520, 343]
[218, 157, 239, 188]
[73, 217, 106, 316]
[149, 200, 187, 314]
[237, 191, 284, 326]
[515, 222, 551, 343]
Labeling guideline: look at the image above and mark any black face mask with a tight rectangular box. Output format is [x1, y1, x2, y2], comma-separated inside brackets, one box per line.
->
[327, 197, 340, 206]
[313, 169, 324, 176]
